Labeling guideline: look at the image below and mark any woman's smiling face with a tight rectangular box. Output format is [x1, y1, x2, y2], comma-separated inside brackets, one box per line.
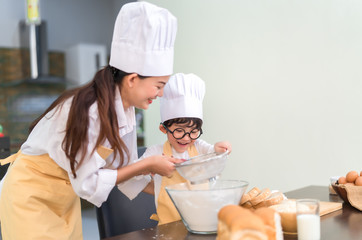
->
[122, 74, 170, 110]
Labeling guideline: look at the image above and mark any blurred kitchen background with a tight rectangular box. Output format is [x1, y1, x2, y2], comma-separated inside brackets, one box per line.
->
[0, 1, 134, 239]
[0, 0, 140, 153]
[1, 1, 362, 237]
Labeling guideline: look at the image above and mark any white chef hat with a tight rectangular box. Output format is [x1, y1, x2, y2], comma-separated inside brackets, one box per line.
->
[109, 1, 177, 76]
[160, 73, 205, 122]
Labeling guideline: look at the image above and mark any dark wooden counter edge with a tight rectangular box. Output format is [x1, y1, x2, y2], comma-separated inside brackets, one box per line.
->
[284, 185, 339, 201]
[102, 185, 360, 240]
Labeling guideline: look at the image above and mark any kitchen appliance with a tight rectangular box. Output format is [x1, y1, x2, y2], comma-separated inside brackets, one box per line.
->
[19, 20, 65, 83]
[1, 21, 67, 150]
[65, 43, 107, 86]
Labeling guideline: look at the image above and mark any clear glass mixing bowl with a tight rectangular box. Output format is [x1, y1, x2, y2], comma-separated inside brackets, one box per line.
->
[165, 179, 249, 234]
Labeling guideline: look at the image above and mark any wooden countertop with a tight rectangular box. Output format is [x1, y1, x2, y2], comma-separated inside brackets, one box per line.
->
[103, 185, 362, 240]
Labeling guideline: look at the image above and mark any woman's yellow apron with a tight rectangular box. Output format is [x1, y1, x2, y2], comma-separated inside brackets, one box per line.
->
[0, 151, 82, 240]
[151, 141, 198, 225]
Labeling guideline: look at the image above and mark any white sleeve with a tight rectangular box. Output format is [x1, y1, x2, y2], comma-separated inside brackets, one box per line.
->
[116, 170, 152, 200]
[69, 149, 118, 207]
[66, 106, 118, 207]
[21, 98, 141, 207]
[117, 145, 162, 200]
[45, 102, 118, 207]
[194, 139, 214, 154]
[33, 102, 119, 207]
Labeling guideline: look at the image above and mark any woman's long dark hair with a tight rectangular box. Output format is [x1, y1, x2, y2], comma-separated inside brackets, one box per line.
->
[29, 65, 130, 178]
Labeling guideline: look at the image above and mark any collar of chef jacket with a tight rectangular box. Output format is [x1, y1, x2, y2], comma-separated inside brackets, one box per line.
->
[114, 86, 136, 137]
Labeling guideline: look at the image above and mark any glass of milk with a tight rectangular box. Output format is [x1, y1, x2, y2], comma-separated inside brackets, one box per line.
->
[296, 199, 320, 240]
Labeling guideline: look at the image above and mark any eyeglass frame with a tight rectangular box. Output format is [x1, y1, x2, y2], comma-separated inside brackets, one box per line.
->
[161, 122, 203, 140]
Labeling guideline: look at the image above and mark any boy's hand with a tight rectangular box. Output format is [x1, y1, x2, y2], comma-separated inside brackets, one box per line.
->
[214, 141, 232, 154]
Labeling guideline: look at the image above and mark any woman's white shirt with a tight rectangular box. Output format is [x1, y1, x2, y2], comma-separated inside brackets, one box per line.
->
[19, 87, 142, 207]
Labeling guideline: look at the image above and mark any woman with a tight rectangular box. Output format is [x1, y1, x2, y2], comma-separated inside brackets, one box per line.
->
[0, 2, 179, 239]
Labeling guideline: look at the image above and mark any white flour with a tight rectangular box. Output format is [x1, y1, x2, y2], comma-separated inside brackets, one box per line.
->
[167, 181, 245, 233]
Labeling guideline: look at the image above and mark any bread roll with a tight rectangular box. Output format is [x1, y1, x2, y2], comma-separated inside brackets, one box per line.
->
[217, 205, 241, 240]
[217, 205, 284, 240]
[217, 205, 267, 240]
[254, 208, 283, 240]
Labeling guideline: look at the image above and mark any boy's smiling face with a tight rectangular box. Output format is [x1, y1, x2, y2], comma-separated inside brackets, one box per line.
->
[160, 123, 198, 153]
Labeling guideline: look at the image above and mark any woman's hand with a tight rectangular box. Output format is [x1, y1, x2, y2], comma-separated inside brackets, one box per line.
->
[144, 155, 184, 177]
[116, 155, 184, 184]
[214, 141, 232, 154]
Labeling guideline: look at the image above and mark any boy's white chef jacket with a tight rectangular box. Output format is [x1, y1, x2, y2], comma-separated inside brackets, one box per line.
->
[0, 87, 148, 207]
[118, 140, 214, 207]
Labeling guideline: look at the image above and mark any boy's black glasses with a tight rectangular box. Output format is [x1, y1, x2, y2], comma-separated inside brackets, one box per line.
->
[161, 123, 203, 140]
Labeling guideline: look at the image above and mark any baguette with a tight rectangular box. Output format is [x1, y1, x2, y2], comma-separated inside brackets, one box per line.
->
[264, 191, 284, 207]
[241, 187, 285, 211]
[242, 201, 254, 209]
[254, 200, 267, 209]
[239, 192, 251, 205]
[250, 188, 272, 206]
[248, 187, 262, 199]
[240, 187, 261, 208]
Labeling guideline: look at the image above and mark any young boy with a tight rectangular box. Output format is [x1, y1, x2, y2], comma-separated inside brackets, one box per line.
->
[140, 73, 232, 225]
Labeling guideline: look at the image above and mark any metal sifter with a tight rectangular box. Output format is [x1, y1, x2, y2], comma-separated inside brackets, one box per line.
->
[175, 151, 229, 184]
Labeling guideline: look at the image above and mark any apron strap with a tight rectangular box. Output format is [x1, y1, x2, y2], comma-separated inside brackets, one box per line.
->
[0, 151, 20, 165]
[97, 145, 114, 160]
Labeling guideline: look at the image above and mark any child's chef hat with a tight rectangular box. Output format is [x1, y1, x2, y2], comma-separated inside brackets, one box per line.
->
[160, 73, 205, 122]
[109, 2, 177, 76]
